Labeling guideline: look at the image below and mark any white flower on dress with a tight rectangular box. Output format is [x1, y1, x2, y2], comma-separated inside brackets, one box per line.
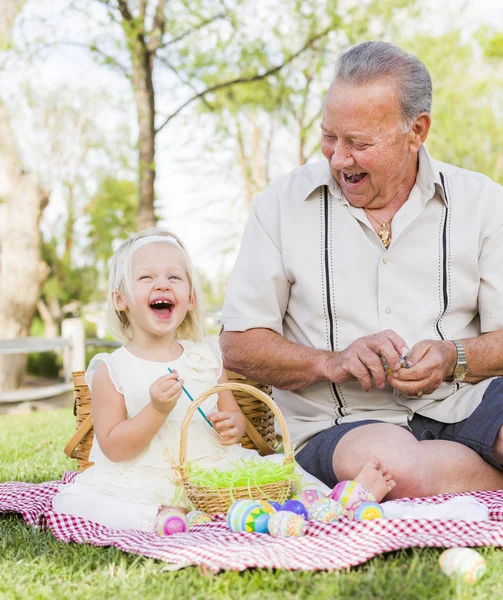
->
[183, 347, 219, 382]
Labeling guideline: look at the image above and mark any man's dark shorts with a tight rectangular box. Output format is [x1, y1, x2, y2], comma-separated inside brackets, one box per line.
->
[296, 377, 503, 489]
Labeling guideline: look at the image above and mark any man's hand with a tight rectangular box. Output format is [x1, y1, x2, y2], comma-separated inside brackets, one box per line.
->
[325, 330, 409, 392]
[388, 340, 457, 397]
[149, 372, 183, 415]
[207, 411, 242, 446]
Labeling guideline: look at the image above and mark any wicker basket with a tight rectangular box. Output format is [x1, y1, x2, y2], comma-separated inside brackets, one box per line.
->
[64, 370, 278, 472]
[179, 382, 293, 513]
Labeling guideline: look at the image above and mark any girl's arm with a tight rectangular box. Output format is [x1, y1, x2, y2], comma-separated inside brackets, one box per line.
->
[91, 363, 182, 462]
[207, 370, 247, 446]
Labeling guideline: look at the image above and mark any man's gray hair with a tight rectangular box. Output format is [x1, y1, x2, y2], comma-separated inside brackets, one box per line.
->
[334, 41, 432, 128]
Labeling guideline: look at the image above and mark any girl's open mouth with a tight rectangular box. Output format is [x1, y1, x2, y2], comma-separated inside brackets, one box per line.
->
[343, 172, 368, 186]
[149, 299, 174, 319]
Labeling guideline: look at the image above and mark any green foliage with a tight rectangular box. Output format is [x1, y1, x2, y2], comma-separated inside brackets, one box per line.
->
[41, 238, 99, 313]
[402, 31, 503, 184]
[86, 176, 138, 265]
[485, 33, 503, 58]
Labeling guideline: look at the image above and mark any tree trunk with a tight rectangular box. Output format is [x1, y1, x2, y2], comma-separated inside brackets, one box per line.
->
[127, 33, 156, 230]
[0, 100, 49, 391]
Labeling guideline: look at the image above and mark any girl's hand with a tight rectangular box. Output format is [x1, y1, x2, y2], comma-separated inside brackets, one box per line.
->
[208, 411, 242, 446]
[149, 372, 183, 415]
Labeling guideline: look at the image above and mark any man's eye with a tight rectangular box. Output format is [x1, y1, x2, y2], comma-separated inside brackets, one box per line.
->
[353, 143, 368, 150]
[323, 134, 337, 141]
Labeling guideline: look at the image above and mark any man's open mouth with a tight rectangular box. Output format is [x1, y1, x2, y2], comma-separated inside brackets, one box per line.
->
[149, 299, 174, 318]
[343, 172, 368, 185]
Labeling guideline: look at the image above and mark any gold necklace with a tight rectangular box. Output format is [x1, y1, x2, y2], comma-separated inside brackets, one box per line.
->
[364, 208, 394, 249]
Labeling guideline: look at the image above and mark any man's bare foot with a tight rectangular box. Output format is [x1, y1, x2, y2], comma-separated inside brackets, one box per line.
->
[354, 456, 396, 502]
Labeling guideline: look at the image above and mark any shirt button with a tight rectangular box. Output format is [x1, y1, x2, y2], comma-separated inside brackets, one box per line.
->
[399, 394, 406, 401]
[383, 257, 388, 264]
[385, 307, 392, 314]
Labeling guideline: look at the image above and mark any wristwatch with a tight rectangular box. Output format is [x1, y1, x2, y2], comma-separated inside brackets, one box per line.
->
[451, 340, 468, 382]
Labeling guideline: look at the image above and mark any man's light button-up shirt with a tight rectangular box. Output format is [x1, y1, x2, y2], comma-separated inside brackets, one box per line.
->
[223, 146, 503, 449]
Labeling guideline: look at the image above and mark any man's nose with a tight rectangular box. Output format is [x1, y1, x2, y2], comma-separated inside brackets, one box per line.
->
[331, 142, 353, 169]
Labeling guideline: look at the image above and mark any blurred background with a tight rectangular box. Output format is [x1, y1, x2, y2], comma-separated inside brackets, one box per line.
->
[0, 0, 502, 409]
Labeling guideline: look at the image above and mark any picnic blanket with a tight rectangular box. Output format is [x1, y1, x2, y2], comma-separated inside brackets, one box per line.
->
[2, 471, 503, 572]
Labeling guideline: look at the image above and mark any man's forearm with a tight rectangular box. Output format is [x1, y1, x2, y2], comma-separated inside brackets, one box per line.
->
[220, 329, 332, 390]
[461, 330, 503, 383]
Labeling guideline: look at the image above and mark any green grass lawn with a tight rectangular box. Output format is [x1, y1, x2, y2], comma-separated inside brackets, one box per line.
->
[0, 409, 502, 600]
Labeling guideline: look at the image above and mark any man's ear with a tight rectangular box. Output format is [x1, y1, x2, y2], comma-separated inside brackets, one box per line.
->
[409, 112, 431, 153]
[113, 289, 127, 312]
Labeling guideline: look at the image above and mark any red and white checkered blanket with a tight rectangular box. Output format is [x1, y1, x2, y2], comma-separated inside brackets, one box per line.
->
[2, 472, 503, 572]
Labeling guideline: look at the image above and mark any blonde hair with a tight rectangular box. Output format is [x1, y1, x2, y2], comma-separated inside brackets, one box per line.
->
[107, 227, 204, 344]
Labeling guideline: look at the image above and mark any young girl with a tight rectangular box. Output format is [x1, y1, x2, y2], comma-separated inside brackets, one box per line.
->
[53, 228, 395, 531]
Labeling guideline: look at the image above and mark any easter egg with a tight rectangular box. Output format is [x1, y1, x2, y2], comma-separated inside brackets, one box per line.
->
[155, 509, 189, 536]
[292, 489, 326, 509]
[268, 510, 307, 537]
[227, 499, 271, 533]
[352, 501, 384, 521]
[186, 510, 212, 527]
[330, 481, 375, 517]
[282, 499, 308, 520]
[257, 500, 278, 514]
[267, 501, 282, 512]
[307, 497, 345, 523]
[439, 548, 486, 583]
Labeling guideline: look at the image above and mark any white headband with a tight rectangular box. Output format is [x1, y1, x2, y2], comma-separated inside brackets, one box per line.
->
[129, 235, 182, 255]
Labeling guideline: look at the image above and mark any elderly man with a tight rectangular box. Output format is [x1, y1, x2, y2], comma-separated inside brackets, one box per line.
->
[220, 41, 503, 499]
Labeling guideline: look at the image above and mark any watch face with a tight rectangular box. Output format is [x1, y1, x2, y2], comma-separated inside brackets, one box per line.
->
[454, 365, 467, 381]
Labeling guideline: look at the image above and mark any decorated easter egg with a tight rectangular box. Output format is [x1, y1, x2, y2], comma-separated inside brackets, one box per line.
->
[187, 510, 212, 527]
[258, 500, 278, 514]
[227, 499, 271, 533]
[282, 499, 308, 520]
[155, 509, 189, 536]
[307, 497, 345, 523]
[292, 489, 326, 509]
[330, 481, 375, 515]
[268, 510, 307, 537]
[352, 501, 385, 521]
[439, 548, 486, 583]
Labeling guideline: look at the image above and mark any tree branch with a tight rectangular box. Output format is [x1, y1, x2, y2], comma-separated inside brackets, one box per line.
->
[146, 0, 167, 53]
[157, 12, 226, 50]
[156, 24, 334, 134]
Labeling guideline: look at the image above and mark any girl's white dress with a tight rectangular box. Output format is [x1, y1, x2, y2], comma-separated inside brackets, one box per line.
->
[53, 337, 328, 530]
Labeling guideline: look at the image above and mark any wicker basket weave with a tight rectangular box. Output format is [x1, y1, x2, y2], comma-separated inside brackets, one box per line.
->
[64, 370, 278, 472]
[179, 382, 293, 513]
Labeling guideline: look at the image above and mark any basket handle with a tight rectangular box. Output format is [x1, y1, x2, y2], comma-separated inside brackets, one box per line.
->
[179, 382, 292, 477]
[64, 414, 93, 458]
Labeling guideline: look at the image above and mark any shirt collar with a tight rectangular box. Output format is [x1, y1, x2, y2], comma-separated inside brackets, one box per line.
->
[303, 144, 447, 205]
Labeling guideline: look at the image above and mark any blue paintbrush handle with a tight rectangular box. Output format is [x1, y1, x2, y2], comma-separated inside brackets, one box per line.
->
[167, 367, 217, 432]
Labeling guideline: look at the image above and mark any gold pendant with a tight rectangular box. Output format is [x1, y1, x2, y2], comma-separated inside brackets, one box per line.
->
[379, 226, 391, 249]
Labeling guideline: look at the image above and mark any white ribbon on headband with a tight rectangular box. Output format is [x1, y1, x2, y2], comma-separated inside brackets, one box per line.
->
[129, 235, 182, 255]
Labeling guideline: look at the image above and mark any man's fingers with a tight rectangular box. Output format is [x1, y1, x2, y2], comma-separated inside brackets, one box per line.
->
[358, 348, 387, 389]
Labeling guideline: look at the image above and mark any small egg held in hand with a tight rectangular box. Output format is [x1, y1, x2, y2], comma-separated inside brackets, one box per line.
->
[439, 548, 486, 583]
